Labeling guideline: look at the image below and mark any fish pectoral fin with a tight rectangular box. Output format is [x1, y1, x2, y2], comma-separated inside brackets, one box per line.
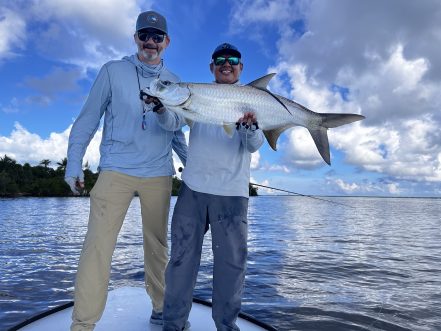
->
[185, 118, 194, 127]
[263, 124, 295, 151]
[223, 123, 236, 137]
[247, 73, 276, 89]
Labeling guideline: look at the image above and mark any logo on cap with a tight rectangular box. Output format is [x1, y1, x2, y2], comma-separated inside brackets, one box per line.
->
[147, 14, 158, 23]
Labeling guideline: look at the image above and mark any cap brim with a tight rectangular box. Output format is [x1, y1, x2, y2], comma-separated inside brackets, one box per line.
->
[212, 49, 241, 59]
[136, 26, 167, 34]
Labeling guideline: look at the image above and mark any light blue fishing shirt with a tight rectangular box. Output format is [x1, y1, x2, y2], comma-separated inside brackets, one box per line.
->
[156, 85, 265, 197]
[182, 123, 264, 197]
[65, 55, 187, 179]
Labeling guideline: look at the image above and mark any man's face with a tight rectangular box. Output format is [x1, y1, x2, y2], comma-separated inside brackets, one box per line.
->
[134, 28, 170, 64]
[210, 53, 243, 84]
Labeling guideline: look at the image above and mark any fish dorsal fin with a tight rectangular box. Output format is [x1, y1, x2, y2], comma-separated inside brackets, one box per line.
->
[247, 73, 292, 116]
[263, 124, 296, 151]
[247, 73, 276, 89]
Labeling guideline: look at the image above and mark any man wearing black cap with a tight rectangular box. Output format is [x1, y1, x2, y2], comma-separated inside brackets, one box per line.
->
[161, 43, 264, 331]
[66, 11, 186, 331]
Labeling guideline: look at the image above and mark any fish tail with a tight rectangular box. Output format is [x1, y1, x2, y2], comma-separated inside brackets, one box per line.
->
[308, 127, 331, 165]
[320, 113, 365, 129]
[310, 113, 365, 165]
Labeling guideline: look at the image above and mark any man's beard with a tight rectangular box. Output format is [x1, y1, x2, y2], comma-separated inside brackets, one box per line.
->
[141, 50, 158, 61]
[139, 47, 163, 62]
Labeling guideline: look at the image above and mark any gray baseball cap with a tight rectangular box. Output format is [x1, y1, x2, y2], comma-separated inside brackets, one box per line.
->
[211, 43, 241, 59]
[136, 11, 167, 34]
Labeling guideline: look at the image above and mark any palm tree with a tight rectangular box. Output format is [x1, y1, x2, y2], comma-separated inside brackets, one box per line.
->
[1, 154, 15, 165]
[39, 159, 51, 168]
[56, 158, 67, 172]
[0, 155, 16, 172]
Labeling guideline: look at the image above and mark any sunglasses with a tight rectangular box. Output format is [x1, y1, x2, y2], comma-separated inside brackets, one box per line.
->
[213, 56, 240, 66]
[137, 31, 165, 43]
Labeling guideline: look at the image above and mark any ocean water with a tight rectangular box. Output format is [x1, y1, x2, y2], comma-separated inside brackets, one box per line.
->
[0, 196, 440, 331]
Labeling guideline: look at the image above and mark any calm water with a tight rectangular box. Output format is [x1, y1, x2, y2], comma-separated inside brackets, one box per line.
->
[0, 196, 440, 331]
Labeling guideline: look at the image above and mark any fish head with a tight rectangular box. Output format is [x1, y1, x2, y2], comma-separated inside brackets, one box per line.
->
[144, 78, 190, 106]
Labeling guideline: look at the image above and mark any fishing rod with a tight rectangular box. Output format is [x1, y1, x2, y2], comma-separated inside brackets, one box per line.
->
[178, 168, 352, 208]
[250, 182, 354, 208]
[249, 182, 353, 208]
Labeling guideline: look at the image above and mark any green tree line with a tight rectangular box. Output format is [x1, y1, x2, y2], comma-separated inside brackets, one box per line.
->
[0, 155, 258, 197]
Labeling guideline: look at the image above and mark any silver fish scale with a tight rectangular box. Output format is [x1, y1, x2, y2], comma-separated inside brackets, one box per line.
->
[181, 83, 318, 129]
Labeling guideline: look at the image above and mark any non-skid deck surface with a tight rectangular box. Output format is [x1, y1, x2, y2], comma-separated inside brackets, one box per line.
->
[18, 287, 271, 331]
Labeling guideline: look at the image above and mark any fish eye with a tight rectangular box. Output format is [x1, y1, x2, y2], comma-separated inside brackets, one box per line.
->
[159, 80, 172, 86]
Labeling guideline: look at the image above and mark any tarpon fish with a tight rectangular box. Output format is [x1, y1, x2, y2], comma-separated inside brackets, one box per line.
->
[144, 73, 365, 165]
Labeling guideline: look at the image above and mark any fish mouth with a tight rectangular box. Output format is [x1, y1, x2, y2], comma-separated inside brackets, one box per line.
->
[146, 80, 190, 107]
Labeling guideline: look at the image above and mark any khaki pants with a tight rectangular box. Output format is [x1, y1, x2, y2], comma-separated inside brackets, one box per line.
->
[71, 171, 172, 331]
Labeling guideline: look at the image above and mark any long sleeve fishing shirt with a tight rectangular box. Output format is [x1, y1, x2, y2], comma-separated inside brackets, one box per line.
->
[157, 108, 264, 198]
[65, 55, 187, 179]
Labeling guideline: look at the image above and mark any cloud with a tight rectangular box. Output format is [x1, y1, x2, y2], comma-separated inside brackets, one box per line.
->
[0, 123, 193, 177]
[1, 97, 20, 113]
[0, 122, 101, 170]
[0, 6, 26, 60]
[332, 116, 441, 182]
[259, 163, 291, 173]
[229, 0, 305, 56]
[333, 178, 360, 194]
[2, 0, 151, 70]
[230, 0, 302, 27]
[24, 67, 83, 95]
[249, 177, 277, 195]
[232, 0, 441, 188]
[250, 150, 260, 169]
[327, 177, 402, 195]
[23, 67, 84, 105]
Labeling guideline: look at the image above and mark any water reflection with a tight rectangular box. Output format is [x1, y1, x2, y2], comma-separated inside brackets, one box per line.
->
[0, 196, 440, 330]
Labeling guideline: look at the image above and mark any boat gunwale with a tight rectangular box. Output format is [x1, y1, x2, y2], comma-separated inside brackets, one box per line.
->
[8, 297, 278, 331]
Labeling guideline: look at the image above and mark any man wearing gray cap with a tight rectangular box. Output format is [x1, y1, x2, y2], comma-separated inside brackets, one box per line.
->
[160, 42, 264, 331]
[66, 10, 186, 331]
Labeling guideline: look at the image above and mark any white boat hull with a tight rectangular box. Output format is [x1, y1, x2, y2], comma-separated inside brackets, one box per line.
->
[14, 287, 275, 331]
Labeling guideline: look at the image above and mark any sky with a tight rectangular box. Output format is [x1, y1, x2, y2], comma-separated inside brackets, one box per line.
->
[0, 0, 440, 197]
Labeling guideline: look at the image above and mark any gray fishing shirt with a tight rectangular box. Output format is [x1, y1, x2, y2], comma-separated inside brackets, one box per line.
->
[182, 122, 264, 198]
[66, 55, 187, 179]
[157, 98, 264, 197]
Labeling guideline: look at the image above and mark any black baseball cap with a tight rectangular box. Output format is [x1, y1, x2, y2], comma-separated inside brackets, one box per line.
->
[136, 11, 167, 34]
[211, 43, 241, 59]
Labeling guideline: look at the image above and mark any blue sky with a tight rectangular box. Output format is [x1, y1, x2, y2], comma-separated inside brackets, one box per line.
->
[1, 0, 440, 197]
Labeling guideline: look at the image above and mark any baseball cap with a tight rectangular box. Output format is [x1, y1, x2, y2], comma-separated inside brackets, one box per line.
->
[211, 43, 241, 59]
[136, 11, 168, 34]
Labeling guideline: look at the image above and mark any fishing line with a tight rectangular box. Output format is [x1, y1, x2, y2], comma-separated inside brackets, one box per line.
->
[249, 182, 354, 208]
[250, 181, 389, 327]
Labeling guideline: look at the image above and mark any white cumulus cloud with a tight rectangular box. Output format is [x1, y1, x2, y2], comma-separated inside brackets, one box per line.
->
[0, 122, 101, 170]
[232, 0, 441, 195]
[0, 6, 26, 60]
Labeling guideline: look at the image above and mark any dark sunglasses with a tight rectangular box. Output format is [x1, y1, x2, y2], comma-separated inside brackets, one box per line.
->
[213, 56, 240, 66]
[138, 31, 165, 43]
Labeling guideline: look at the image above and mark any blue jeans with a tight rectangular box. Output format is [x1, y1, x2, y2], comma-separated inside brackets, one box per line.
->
[163, 183, 248, 331]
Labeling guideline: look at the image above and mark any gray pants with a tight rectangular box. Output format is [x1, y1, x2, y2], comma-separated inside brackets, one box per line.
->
[163, 183, 248, 331]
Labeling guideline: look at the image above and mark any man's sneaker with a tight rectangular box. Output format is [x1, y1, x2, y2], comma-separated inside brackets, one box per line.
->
[149, 310, 163, 325]
[150, 311, 190, 330]
[183, 320, 191, 330]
